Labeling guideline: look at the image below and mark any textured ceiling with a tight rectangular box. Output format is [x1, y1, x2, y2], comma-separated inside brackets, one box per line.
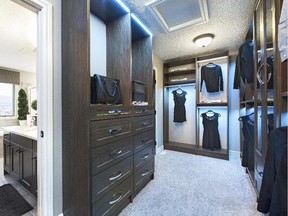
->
[0, 0, 37, 73]
[123, 0, 256, 61]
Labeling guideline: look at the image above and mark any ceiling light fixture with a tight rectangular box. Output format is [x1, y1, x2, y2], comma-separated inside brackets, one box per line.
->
[193, 33, 214, 47]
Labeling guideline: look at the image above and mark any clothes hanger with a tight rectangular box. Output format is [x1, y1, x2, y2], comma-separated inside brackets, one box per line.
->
[206, 62, 216, 67]
[238, 112, 254, 121]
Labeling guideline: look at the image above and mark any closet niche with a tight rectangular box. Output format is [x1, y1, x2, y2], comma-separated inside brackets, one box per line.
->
[62, 1, 154, 215]
[163, 52, 229, 160]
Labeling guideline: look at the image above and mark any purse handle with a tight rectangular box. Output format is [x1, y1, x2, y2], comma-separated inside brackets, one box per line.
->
[96, 74, 121, 103]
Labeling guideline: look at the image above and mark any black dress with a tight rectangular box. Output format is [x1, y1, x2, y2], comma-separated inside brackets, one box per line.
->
[172, 89, 187, 123]
[239, 115, 255, 171]
[201, 112, 221, 150]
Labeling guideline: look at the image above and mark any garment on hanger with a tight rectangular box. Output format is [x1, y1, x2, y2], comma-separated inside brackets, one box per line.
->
[200, 63, 223, 93]
[238, 113, 255, 171]
[201, 110, 221, 150]
[267, 113, 274, 133]
[257, 126, 287, 215]
[233, 40, 254, 89]
[172, 88, 187, 123]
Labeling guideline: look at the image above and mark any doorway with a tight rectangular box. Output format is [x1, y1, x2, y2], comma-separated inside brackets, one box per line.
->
[0, 0, 54, 215]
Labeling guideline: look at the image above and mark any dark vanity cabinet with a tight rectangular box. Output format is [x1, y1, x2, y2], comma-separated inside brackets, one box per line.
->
[3, 132, 37, 196]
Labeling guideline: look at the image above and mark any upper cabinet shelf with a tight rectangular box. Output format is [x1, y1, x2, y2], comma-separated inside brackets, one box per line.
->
[164, 69, 195, 77]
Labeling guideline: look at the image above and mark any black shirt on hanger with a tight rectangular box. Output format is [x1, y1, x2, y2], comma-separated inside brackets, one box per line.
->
[200, 63, 223, 93]
[172, 88, 187, 123]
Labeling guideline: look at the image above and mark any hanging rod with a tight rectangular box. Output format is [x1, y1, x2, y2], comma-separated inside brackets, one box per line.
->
[196, 56, 228, 64]
[165, 83, 196, 88]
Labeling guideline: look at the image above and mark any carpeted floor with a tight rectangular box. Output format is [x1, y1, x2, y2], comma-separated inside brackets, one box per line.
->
[119, 150, 265, 216]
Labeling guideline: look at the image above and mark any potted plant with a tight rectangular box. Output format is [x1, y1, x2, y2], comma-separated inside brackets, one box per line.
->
[31, 100, 37, 114]
[17, 89, 29, 126]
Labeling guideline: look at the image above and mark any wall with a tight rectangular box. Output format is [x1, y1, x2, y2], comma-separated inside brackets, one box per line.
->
[90, 14, 106, 76]
[48, 0, 62, 215]
[228, 56, 240, 152]
[152, 53, 164, 152]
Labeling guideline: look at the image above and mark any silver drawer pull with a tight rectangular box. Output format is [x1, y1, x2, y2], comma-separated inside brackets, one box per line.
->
[141, 139, 147, 143]
[109, 193, 122, 205]
[108, 110, 121, 115]
[110, 149, 123, 157]
[141, 154, 149, 159]
[141, 169, 150, 177]
[141, 122, 149, 127]
[109, 128, 122, 135]
[109, 172, 122, 181]
[141, 109, 149, 113]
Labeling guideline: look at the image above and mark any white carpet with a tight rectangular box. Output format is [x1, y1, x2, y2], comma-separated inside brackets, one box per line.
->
[119, 150, 264, 216]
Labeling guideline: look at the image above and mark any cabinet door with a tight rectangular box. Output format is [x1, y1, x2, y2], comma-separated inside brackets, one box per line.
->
[253, 0, 274, 195]
[3, 140, 11, 174]
[32, 152, 37, 196]
[10, 143, 20, 180]
[19, 147, 33, 192]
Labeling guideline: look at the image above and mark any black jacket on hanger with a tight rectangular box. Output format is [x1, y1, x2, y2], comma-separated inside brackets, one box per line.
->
[200, 64, 223, 93]
[233, 40, 254, 89]
[257, 126, 287, 215]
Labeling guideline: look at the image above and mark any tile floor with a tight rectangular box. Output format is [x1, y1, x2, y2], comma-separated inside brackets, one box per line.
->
[0, 157, 37, 216]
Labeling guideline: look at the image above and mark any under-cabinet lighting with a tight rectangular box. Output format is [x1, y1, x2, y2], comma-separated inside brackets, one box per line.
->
[115, 0, 130, 13]
[131, 13, 153, 36]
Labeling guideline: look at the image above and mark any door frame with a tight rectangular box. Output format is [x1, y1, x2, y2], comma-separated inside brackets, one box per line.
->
[14, 0, 54, 215]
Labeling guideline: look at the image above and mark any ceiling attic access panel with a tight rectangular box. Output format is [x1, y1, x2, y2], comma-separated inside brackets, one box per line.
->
[131, 16, 153, 105]
[90, 0, 131, 105]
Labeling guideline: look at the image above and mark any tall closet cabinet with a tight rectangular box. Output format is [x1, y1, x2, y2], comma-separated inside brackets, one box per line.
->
[239, 0, 287, 196]
[62, 1, 154, 215]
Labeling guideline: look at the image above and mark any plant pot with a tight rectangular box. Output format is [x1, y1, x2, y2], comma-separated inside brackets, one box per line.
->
[19, 120, 27, 126]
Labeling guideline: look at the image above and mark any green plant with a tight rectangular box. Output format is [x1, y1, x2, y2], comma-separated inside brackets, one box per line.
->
[31, 100, 37, 111]
[17, 89, 29, 120]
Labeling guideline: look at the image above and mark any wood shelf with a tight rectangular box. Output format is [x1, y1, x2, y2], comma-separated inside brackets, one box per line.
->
[281, 91, 288, 98]
[164, 69, 195, 76]
[197, 102, 228, 107]
[240, 99, 274, 106]
[164, 80, 196, 86]
[164, 141, 229, 160]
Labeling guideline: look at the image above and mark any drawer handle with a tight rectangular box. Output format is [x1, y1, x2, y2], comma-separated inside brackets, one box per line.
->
[109, 172, 122, 181]
[141, 154, 149, 159]
[141, 169, 150, 177]
[109, 128, 122, 135]
[141, 122, 149, 127]
[108, 110, 121, 115]
[32, 156, 37, 160]
[141, 109, 149, 113]
[141, 139, 147, 143]
[110, 149, 123, 157]
[109, 193, 122, 205]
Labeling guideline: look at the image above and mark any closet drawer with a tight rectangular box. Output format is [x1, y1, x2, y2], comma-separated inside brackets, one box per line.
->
[90, 118, 132, 148]
[91, 137, 133, 175]
[134, 145, 154, 170]
[92, 156, 133, 202]
[133, 130, 154, 153]
[133, 106, 154, 116]
[92, 175, 132, 216]
[133, 115, 154, 134]
[90, 105, 131, 121]
[134, 159, 154, 191]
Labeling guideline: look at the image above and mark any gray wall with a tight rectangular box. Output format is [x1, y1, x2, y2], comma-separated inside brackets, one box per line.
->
[228, 55, 240, 152]
[152, 53, 164, 152]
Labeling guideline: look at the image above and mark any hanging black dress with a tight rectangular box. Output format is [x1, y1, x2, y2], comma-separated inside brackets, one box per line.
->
[172, 89, 187, 123]
[201, 112, 221, 150]
[239, 115, 255, 171]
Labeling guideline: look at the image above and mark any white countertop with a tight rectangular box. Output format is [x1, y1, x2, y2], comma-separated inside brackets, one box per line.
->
[1, 126, 37, 140]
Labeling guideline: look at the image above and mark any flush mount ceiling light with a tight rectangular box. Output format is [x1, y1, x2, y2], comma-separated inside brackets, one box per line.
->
[193, 33, 214, 47]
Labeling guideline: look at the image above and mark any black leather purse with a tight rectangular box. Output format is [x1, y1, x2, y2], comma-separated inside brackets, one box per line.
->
[91, 74, 122, 104]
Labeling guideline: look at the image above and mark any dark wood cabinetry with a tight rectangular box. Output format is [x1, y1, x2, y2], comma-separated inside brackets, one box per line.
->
[3, 132, 37, 196]
[62, 1, 154, 215]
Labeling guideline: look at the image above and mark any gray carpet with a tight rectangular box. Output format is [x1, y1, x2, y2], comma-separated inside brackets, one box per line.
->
[119, 150, 264, 216]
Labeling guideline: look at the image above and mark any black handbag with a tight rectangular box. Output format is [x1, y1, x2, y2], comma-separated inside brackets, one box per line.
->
[91, 74, 122, 104]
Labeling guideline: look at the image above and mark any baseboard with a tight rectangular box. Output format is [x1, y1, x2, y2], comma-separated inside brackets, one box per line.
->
[155, 144, 164, 155]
